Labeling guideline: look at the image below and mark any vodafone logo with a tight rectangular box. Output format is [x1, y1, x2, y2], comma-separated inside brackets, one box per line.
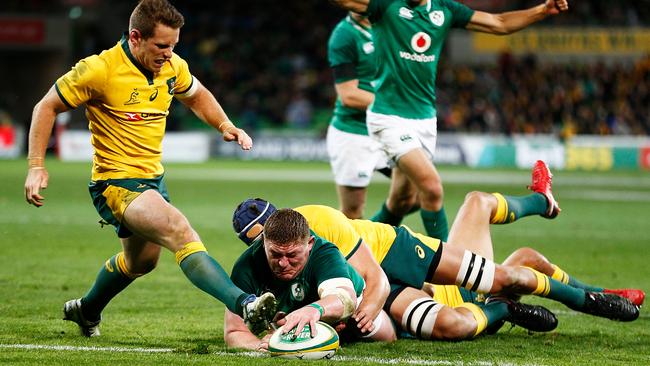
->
[411, 32, 431, 53]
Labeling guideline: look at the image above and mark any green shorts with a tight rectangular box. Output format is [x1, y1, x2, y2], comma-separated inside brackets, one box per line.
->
[381, 226, 443, 292]
[88, 175, 170, 238]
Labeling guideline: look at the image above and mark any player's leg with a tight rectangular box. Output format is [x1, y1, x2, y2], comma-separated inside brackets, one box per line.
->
[433, 243, 639, 321]
[370, 168, 418, 225]
[336, 186, 367, 219]
[122, 189, 261, 317]
[396, 149, 448, 241]
[327, 125, 379, 219]
[503, 247, 645, 306]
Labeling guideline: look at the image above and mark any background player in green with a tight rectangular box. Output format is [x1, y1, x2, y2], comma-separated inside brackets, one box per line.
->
[329, 0, 569, 241]
[224, 209, 396, 351]
[327, 12, 384, 219]
[23, 0, 274, 337]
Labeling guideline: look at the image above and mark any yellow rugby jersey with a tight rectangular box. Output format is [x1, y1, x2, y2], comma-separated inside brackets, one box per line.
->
[55, 34, 195, 181]
[294, 205, 397, 264]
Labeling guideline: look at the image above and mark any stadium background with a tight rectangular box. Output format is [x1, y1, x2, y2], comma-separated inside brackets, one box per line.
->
[1, 0, 649, 169]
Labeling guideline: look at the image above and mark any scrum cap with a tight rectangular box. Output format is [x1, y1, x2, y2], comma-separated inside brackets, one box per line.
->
[232, 198, 277, 245]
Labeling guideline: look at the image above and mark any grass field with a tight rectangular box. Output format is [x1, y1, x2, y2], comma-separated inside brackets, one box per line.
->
[1, 158, 649, 365]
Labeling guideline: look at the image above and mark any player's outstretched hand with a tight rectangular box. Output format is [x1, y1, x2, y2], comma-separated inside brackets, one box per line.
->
[276, 305, 321, 339]
[545, 0, 568, 15]
[353, 301, 379, 334]
[24, 167, 49, 207]
[222, 126, 253, 150]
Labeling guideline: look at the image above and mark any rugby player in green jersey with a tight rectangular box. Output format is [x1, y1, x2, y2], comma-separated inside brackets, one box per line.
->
[232, 161, 641, 341]
[224, 209, 397, 351]
[328, 0, 569, 242]
[23, 0, 275, 337]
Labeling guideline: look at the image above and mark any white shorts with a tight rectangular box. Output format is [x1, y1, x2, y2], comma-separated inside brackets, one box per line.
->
[366, 111, 438, 166]
[326, 124, 388, 187]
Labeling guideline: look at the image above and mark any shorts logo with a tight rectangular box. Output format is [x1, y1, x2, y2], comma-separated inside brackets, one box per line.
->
[429, 10, 445, 26]
[124, 89, 140, 105]
[363, 41, 375, 54]
[400, 134, 412, 142]
[291, 283, 305, 301]
[399, 7, 414, 20]
[411, 32, 431, 53]
[415, 245, 426, 259]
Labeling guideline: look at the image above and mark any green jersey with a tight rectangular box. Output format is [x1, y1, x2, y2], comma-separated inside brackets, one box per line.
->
[328, 15, 376, 135]
[230, 231, 365, 315]
[367, 0, 474, 119]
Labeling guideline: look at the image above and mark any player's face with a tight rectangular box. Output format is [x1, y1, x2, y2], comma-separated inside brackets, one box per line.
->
[264, 236, 314, 281]
[131, 23, 179, 73]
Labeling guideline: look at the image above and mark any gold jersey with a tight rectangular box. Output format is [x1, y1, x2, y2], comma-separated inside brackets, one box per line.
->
[55, 35, 195, 181]
[295, 205, 397, 264]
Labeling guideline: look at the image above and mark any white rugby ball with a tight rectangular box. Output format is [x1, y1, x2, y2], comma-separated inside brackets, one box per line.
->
[268, 321, 339, 359]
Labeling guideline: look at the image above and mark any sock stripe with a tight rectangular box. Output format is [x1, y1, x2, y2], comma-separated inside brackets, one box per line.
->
[527, 267, 551, 296]
[175, 241, 208, 264]
[490, 193, 509, 224]
[456, 302, 488, 337]
[551, 264, 569, 284]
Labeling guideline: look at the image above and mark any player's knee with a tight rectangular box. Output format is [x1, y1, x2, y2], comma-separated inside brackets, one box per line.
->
[341, 204, 364, 220]
[432, 310, 475, 340]
[463, 191, 491, 211]
[507, 247, 541, 267]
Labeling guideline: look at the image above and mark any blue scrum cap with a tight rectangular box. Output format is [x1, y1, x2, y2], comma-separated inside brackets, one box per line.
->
[232, 198, 277, 245]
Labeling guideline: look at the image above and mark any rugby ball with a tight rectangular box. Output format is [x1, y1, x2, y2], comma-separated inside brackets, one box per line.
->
[268, 321, 339, 359]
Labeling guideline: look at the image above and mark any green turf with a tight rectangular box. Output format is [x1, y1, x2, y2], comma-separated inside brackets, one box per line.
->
[1, 158, 649, 365]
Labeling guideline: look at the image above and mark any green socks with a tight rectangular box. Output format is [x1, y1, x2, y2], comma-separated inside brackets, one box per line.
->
[179, 251, 249, 316]
[370, 202, 405, 226]
[491, 193, 547, 224]
[81, 253, 134, 321]
[420, 207, 448, 241]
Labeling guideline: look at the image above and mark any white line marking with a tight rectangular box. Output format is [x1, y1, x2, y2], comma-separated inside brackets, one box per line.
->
[0, 344, 542, 365]
[0, 344, 173, 353]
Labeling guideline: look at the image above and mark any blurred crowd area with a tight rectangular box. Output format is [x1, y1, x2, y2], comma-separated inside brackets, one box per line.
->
[2, 0, 649, 136]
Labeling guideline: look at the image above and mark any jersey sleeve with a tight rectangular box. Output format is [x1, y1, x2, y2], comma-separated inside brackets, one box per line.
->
[309, 241, 357, 289]
[296, 206, 362, 258]
[442, 0, 475, 28]
[171, 54, 196, 96]
[55, 55, 107, 109]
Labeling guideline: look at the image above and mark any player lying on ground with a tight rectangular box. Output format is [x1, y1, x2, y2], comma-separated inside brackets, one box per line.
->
[224, 209, 398, 351]
[232, 161, 641, 341]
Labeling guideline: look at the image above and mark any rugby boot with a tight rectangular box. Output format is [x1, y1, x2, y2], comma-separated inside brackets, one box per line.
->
[574, 292, 639, 322]
[484, 297, 557, 334]
[242, 292, 277, 335]
[505, 300, 558, 332]
[604, 288, 645, 307]
[527, 160, 561, 218]
[63, 298, 101, 337]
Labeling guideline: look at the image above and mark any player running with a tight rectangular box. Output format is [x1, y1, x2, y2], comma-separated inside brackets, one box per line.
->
[23, 0, 275, 337]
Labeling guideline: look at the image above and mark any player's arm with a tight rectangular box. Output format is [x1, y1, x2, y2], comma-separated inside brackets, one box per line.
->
[466, 0, 568, 35]
[329, 0, 370, 14]
[24, 85, 70, 207]
[347, 240, 390, 333]
[335, 78, 374, 110]
[277, 278, 358, 338]
[224, 309, 272, 351]
[177, 78, 252, 150]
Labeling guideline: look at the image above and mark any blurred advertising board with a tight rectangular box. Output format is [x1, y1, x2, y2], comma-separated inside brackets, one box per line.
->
[472, 28, 650, 55]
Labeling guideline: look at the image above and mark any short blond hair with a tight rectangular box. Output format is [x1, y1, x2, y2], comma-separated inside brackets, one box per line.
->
[129, 0, 184, 39]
